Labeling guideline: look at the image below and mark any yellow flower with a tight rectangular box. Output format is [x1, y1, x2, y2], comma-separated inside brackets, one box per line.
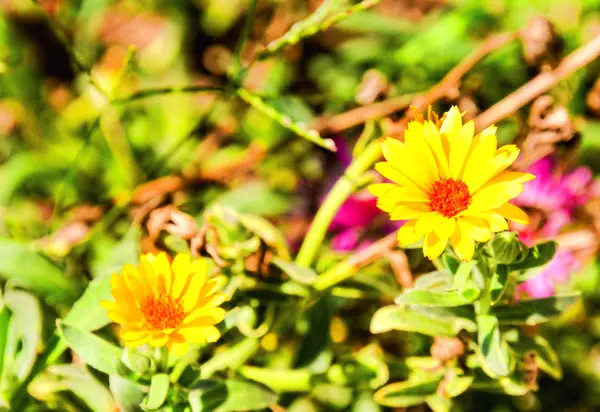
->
[100, 252, 227, 356]
[369, 106, 534, 261]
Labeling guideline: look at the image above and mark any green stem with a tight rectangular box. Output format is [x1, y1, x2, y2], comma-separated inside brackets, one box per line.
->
[238, 365, 314, 392]
[295, 139, 382, 267]
[476, 248, 493, 316]
[157, 346, 170, 373]
[255, 0, 381, 61]
[112, 85, 223, 105]
[237, 88, 336, 151]
[229, 0, 259, 81]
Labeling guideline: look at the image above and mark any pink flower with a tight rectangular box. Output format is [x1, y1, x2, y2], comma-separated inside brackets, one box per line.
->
[328, 137, 398, 251]
[513, 157, 594, 298]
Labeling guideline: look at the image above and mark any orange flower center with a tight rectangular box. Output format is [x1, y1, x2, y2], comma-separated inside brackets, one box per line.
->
[140, 295, 186, 329]
[428, 178, 472, 218]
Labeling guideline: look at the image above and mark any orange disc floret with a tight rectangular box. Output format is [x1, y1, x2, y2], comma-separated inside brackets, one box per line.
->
[140, 294, 186, 330]
[428, 178, 472, 218]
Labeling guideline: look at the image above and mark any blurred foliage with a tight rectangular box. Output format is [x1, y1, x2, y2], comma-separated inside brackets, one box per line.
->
[0, 0, 599, 411]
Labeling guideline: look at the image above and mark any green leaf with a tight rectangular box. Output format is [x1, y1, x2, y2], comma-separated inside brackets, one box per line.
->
[0, 303, 10, 380]
[513, 335, 562, 380]
[238, 366, 312, 392]
[213, 182, 291, 216]
[189, 379, 277, 412]
[413, 271, 451, 290]
[57, 322, 122, 375]
[491, 293, 580, 325]
[450, 261, 474, 291]
[470, 374, 529, 396]
[426, 395, 452, 412]
[2, 289, 42, 381]
[63, 228, 139, 333]
[312, 384, 353, 409]
[443, 255, 461, 274]
[236, 213, 291, 260]
[490, 265, 510, 304]
[510, 241, 556, 271]
[477, 315, 510, 377]
[370, 305, 475, 337]
[294, 298, 331, 372]
[374, 377, 441, 407]
[395, 288, 479, 307]
[109, 375, 146, 412]
[200, 338, 259, 379]
[0, 240, 82, 304]
[444, 374, 473, 397]
[143, 373, 169, 410]
[271, 257, 318, 285]
[288, 397, 320, 412]
[48, 365, 115, 412]
[351, 391, 382, 412]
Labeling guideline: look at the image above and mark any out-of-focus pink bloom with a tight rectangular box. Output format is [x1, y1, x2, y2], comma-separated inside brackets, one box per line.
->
[514, 157, 594, 298]
[517, 250, 580, 298]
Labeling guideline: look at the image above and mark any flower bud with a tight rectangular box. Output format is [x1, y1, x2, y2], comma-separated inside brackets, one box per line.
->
[489, 232, 528, 264]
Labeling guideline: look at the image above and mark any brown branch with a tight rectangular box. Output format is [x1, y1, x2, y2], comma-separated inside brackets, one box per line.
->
[385, 32, 519, 138]
[317, 32, 518, 135]
[317, 94, 415, 133]
[475, 33, 600, 131]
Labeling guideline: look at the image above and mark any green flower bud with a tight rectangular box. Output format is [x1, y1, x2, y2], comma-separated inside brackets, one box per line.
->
[489, 232, 528, 264]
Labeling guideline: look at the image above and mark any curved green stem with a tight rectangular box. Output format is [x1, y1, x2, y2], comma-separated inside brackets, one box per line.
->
[295, 139, 382, 267]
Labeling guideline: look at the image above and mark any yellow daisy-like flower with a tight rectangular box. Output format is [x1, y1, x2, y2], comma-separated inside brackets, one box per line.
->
[369, 106, 534, 261]
[100, 252, 227, 356]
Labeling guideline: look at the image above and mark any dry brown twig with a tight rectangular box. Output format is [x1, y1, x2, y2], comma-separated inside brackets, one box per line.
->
[475, 33, 600, 131]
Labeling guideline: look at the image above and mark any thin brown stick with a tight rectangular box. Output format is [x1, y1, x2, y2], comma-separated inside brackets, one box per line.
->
[475, 33, 600, 131]
[317, 32, 518, 135]
[318, 94, 415, 133]
[385, 32, 519, 138]
[411, 32, 520, 115]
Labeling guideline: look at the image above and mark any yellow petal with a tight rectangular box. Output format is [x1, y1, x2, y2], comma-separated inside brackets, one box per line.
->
[439, 106, 463, 139]
[380, 138, 435, 192]
[184, 305, 226, 325]
[404, 125, 441, 183]
[122, 334, 150, 347]
[494, 203, 529, 224]
[461, 132, 498, 191]
[477, 212, 509, 232]
[167, 335, 189, 356]
[149, 333, 169, 347]
[171, 255, 193, 299]
[180, 271, 208, 311]
[151, 252, 172, 295]
[368, 183, 396, 197]
[450, 222, 475, 261]
[434, 217, 456, 240]
[423, 121, 450, 177]
[469, 182, 524, 211]
[485, 171, 536, 186]
[374, 162, 427, 194]
[178, 325, 221, 343]
[121, 329, 149, 341]
[448, 121, 474, 179]
[458, 216, 492, 242]
[375, 186, 429, 213]
[390, 203, 431, 220]
[106, 309, 142, 326]
[139, 256, 159, 297]
[414, 212, 444, 235]
[423, 232, 448, 260]
[396, 220, 422, 246]
[123, 265, 148, 304]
